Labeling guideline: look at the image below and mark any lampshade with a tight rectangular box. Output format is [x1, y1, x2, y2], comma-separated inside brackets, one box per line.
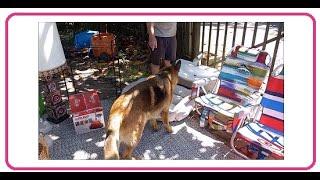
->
[39, 22, 68, 78]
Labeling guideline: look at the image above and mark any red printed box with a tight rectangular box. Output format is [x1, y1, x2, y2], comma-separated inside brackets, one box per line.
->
[69, 91, 105, 134]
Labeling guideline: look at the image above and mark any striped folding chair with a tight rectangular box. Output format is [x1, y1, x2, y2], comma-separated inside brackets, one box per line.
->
[230, 64, 284, 159]
[194, 46, 271, 133]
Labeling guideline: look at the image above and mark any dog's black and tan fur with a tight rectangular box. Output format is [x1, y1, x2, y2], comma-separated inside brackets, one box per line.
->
[104, 60, 181, 160]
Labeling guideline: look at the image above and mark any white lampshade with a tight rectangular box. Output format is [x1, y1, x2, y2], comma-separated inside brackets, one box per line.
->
[39, 22, 68, 78]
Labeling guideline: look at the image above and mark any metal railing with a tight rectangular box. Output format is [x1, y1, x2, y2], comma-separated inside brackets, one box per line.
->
[198, 22, 284, 69]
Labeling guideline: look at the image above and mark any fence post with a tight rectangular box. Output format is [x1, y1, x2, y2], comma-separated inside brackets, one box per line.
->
[176, 22, 192, 59]
[188, 23, 193, 58]
[201, 22, 205, 53]
[222, 22, 228, 61]
[207, 22, 213, 66]
[270, 23, 284, 75]
[192, 22, 201, 59]
[262, 22, 270, 50]
[251, 22, 258, 47]
[232, 22, 237, 48]
[241, 22, 247, 45]
[214, 22, 220, 62]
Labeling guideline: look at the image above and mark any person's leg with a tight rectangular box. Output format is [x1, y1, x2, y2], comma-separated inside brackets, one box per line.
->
[164, 36, 177, 67]
[163, 60, 171, 67]
[150, 37, 165, 74]
[150, 63, 160, 74]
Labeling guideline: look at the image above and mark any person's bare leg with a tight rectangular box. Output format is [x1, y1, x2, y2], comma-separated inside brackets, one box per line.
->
[150, 63, 160, 75]
[164, 60, 172, 67]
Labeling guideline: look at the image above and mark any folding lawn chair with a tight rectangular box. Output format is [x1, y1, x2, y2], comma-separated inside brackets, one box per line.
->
[194, 45, 272, 133]
[230, 64, 284, 159]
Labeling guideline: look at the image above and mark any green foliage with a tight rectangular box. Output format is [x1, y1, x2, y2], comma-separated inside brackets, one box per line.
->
[39, 95, 46, 117]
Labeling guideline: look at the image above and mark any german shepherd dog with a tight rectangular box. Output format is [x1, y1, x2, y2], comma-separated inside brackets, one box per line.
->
[39, 133, 50, 160]
[104, 60, 181, 160]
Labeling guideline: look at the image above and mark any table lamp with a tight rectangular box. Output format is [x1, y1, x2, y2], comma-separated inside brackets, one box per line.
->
[39, 22, 69, 123]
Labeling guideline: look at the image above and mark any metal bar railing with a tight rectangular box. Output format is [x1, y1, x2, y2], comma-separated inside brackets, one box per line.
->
[201, 22, 205, 53]
[270, 23, 284, 73]
[252, 33, 284, 49]
[262, 22, 270, 50]
[232, 22, 237, 48]
[241, 22, 247, 45]
[197, 22, 283, 67]
[206, 22, 212, 66]
[222, 22, 228, 61]
[214, 22, 220, 62]
[251, 22, 258, 47]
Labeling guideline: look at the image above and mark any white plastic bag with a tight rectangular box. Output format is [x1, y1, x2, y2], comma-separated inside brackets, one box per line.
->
[169, 96, 195, 122]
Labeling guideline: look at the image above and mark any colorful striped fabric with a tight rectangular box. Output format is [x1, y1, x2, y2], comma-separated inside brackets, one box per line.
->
[224, 57, 269, 78]
[260, 71, 284, 132]
[237, 122, 284, 158]
[217, 80, 259, 106]
[217, 57, 269, 105]
[237, 66, 284, 159]
[219, 66, 251, 86]
[220, 80, 256, 96]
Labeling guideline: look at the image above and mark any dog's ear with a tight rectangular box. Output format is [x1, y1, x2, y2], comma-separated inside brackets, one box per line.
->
[174, 60, 181, 72]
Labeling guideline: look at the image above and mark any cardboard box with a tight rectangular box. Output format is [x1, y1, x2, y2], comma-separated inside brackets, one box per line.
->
[69, 91, 105, 134]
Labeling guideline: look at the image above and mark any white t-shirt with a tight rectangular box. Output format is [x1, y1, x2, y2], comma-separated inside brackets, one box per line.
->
[154, 22, 177, 37]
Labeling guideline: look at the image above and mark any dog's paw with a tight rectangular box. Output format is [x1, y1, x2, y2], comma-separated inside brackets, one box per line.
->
[132, 156, 142, 160]
[150, 119, 159, 131]
[165, 126, 173, 133]
[152, 123, 159, 131]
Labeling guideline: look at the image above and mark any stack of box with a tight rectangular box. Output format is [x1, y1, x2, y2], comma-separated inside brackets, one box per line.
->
[69, 91, 105, 134]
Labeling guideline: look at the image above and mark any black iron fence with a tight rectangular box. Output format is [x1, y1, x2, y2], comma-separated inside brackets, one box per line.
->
[197, 22, 284, 70]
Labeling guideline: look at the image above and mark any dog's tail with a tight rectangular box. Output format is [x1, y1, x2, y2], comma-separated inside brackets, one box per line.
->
[104, 114, 122, 160]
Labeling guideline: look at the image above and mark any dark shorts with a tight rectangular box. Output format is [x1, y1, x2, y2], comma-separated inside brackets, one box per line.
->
[150, 36, 177, 66]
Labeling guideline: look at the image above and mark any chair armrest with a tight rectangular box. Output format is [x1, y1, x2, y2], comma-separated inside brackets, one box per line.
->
[251, 104, 263, 123]
[230, 110, 251, 160]
[232, 109, 249, 131]
[192, 76, 219, 95]
[193, 76, 218, 86]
